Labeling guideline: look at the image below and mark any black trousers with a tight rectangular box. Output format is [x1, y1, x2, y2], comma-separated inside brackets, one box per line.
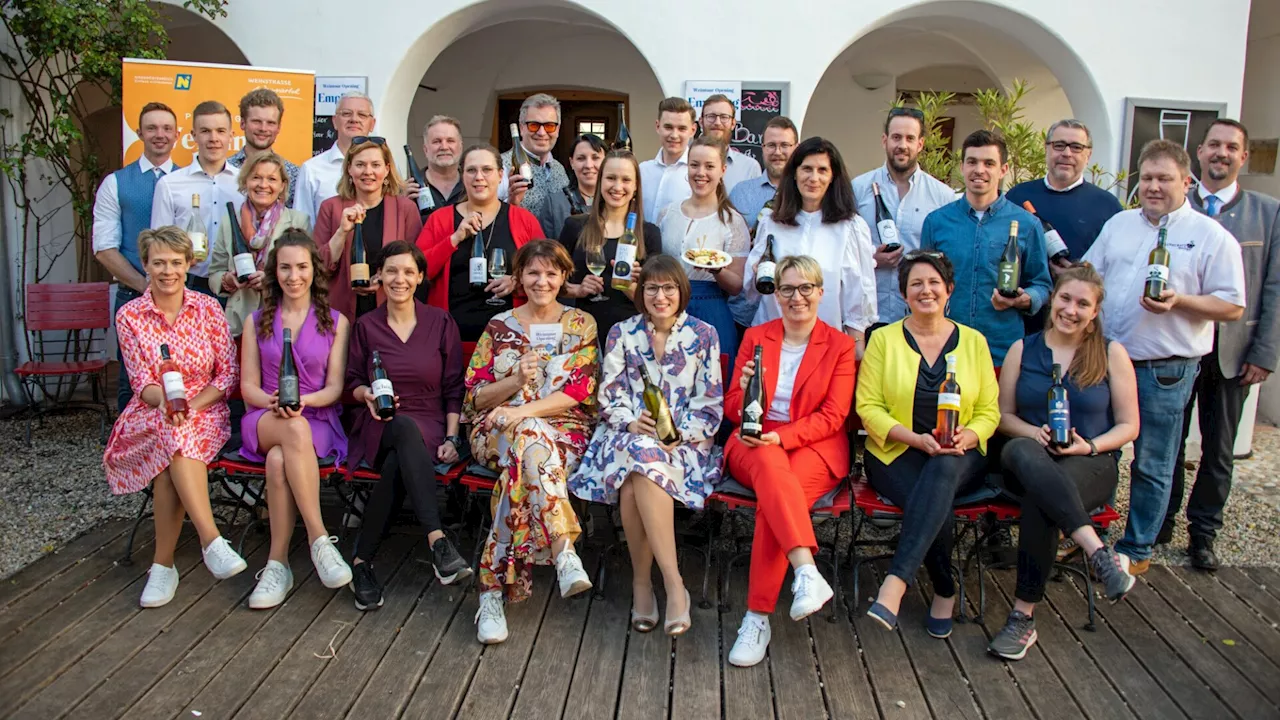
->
[1001, 438, 1118, 603]
[354, 416, 442, 563]
[1165, 346, 1250, 541]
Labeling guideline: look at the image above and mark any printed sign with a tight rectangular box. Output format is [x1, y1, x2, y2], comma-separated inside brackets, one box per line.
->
[734, 87, 786, 166]
[529, 324, 563, 358]
[313, 76, 367, 156]
[683, 81, 742, 114]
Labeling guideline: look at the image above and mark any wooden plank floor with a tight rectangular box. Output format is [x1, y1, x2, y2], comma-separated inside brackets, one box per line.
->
[3, 522, 1280, 719]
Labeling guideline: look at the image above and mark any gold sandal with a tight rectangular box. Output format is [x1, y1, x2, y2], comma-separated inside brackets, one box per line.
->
[631, 589, 659, 632]
[664, 589, 692, 637]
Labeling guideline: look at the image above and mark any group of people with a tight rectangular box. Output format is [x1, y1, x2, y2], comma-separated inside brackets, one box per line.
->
[93, 86, 1279, 668]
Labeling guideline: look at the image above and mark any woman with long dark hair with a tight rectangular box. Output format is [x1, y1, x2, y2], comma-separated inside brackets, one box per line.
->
[539, 133, 606, 238]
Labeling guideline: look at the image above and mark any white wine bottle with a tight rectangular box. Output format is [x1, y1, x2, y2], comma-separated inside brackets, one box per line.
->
[185, 194, 208, 262]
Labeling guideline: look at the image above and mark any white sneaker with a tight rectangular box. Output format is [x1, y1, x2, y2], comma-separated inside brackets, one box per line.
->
[555, 549, 593, 598]
[789, 564, 834, 621]
[729, 612, 771, 667]
[475, 590, 508, 644]
[139, 563, 179, 608]
[248, 560, 293, 609]
[310, 536, 353, 589]
[202, 536, 248, 580]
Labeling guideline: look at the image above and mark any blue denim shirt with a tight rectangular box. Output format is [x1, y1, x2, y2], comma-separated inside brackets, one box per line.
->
[920, 195, 1051, 365]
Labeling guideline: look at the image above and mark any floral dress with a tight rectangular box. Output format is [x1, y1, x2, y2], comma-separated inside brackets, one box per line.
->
[463, 307, 598, 602]
[569, 312, 724, 509]
[103, 289, 239, 494]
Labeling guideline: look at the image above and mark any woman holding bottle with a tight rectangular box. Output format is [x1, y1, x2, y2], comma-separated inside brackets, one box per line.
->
[464, 240, 598, 645]
[657, 135, 750, 366]
[208, 151, 310, 337]
[855, 251, 999, 636]
[344, 241, 471, 611]
[416, 144, 543, 342]
[558, 149, 662, 343]
[314, 137, 423, 322]
[723, 256, 856, 668]
[569, 256, 723, 636]
[103, 226, 246, 609]
[539, 133, 606, 239]
[237, 230, 352, 609]
[991, 263, 1137, 660]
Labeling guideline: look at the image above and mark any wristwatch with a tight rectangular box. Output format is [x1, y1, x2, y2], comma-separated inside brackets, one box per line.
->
[1086, 438, 1098, 456]
[444, 434, 464, 449]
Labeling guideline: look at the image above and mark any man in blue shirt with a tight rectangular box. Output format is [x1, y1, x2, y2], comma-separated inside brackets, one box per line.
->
[728, 115, 797, 329]
[921, 130, 1051, 365]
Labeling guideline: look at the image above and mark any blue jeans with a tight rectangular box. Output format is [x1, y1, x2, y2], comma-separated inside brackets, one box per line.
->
[1117, 357, 1200, 561]
[114, 285, 143, 412]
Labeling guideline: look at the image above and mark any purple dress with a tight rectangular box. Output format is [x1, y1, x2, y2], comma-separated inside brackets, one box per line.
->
[240, 306, 348, 464]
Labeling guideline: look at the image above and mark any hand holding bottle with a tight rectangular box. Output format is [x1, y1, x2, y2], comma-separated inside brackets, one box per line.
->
[931, 424, 978, 455]
[361, 386, 399, 421]
[1140, 288, 1178, 314]
[340, 204, 366, 233]
[453, 212, 485, 247]
[912, 431, 945, 456]
[873, 244, 904, 269]
[245, 271, 265, 291]
[738, 358, 756, 391]
[220, 273, 242, 294]
[268, 390, 306, 419]
[990, 287, 1030, 312]
[739, 431, 780, 447]
[507, 169, 530, 207]
[1047, 428, 1092, 456]
[629, 409, 658, 438]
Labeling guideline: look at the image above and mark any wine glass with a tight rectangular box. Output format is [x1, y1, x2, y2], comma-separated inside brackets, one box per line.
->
[584, 248, 607, 303]
[487, 247, 508, 306]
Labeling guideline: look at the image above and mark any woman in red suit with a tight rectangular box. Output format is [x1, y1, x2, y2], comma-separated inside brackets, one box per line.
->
[723, 254, 857, 668]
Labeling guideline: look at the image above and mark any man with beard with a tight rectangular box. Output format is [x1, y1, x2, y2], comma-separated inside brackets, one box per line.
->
[295, 91, 376, 224]
[854, 107, 958, 323]
[1083, 139, 1245, 576]
[698, 93, 761, 192]
[1160, 119, 1280, 570]
[228, 88, 299, 208]
[404, 115, 466, 221]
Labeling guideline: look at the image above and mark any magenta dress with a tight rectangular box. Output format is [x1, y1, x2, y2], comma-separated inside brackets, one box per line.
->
[240, 306, 347, 464]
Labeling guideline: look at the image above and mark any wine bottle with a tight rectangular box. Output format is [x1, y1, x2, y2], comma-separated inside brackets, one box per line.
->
[640, 363, 678, 444]
[755, 234, 777, 295]
[185, 194, 208, 262]
[741, 344, 765, 439]
[469, 223, 487, 291]
[350, 215, 369, 289]
[1144, 228, 1170, 301]
[872, 182, 901, 252]
[935, 353, 961, 448]
[1021, 200, 1069, 262]
[996, 220, 1021, 298]
[404, 144, 435, 213]
[370, 351, 396, 419]
[611, 212, 639, 291]
[613, 102, 632, 151]
[277, 327, 301, 412]
[158, 343, 188, 417]
[225, 201, 255, 284]
[1048, 362, 1071, 449]
[509, 123, 535, 188]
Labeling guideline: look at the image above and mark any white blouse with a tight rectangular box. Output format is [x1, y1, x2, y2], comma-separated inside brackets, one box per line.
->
[766, 341, 808, 422]
[657, 202, 751, 283]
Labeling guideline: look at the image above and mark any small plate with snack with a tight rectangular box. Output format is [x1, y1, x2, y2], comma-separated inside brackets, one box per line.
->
[683, 247, 732, 270]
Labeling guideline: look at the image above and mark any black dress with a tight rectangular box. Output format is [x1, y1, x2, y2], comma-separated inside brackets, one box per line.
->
[355, 202, 385, 319]
[558, 214, 662, 344]
[447, 204, 517, 342]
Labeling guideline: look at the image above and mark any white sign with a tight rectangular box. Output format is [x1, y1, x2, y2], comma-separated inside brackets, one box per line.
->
[684, 81, 742, 114]
[315, 76, 367, 116]
[529, 324, 563, 358]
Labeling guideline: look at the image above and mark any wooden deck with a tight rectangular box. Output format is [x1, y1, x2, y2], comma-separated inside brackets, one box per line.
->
[3, 518, 1280, 720]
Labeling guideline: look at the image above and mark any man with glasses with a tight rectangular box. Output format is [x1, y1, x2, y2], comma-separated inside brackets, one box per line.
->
[227, 88, 299, 208]
[854, 107, 959, 323]
[640, 97, 699, 224]
[698, 94, 761, 192]
[295, 91, 376, 224]
[498, 93, 569, 222]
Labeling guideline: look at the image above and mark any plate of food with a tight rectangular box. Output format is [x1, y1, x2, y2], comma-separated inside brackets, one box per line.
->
[683, 247, 732, 270]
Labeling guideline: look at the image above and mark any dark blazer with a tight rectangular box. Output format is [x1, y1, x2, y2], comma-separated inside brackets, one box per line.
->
[314, 195, 424, 323]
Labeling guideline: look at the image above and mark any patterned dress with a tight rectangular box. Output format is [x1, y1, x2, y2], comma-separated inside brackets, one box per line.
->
[463, 307, 598, 602]
[103, 289, 239, 494]
[570, 313, 724, 509]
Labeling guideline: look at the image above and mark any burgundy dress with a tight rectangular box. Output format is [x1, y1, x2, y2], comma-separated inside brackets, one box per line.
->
[345, 301, 465, 469]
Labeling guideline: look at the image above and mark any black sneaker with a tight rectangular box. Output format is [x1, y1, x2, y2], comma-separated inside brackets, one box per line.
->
[988, 611, 1037, 660]
[1088, 546, 1136, 602]
[350, 562, 383, 611]
[431, 537, 473, 585]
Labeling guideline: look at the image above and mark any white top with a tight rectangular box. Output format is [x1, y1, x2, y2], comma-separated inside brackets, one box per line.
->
[852, 164, 958, 323]
[766, 341, 808, 421]
[91, 156, 177, 254]
[639, 148, 691, 225]
[151, 160, 242, 277]
[1044, 176, 1085, 192]
[656, 202, 751, 282]
[722, 148, 763, 194]
[1198, 181, 1239, 209]
[743, 209, 878, 333]
[1082, 200, 1246, 361]
[294, 145, 345, 225]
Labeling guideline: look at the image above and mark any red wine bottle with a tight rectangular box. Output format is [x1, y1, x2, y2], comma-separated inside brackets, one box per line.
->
[278, 327, 301, 412]
[371, 350, 396, 419]
[741, 344, 765, 439]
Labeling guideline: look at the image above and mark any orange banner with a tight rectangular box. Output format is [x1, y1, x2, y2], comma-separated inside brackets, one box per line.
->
[121, 58, 315, 167]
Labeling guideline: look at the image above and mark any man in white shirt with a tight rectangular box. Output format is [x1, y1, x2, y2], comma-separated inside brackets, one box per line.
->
[1083, 139, 1246, 575]
[638, 97, 698, 224]
[151, 100, 242, 294]
[853, 107, 958, 323]
[295, 91, 376, 224]
[698, 94, 762, 194]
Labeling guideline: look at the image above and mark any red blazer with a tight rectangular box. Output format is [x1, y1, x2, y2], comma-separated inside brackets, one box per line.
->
[415, 203, 543, 310]
[725, 319, 857, 477]
[314, 195, 424, 322]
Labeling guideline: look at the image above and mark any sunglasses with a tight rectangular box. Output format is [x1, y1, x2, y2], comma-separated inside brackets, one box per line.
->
[352, 136, 387, 146]
[889, 107, 925, 120]
[524, 121, 560, 134]
[904, 250, 944, 260]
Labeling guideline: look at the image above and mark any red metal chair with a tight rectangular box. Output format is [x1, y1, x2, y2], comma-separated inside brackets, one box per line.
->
[16, 282, 112, 445]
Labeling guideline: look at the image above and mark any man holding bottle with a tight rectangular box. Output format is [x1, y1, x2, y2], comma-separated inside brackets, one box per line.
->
[697, 93, 761, 192]
[295, 91, 376, 225]
[1082, 139, 1245, 575]
[498, 93, 569, 219]
[853, 107, 958, 324]
[227, 88, 299, 209]
[404, 115, 466, 221]
[639, 97, 699, 224]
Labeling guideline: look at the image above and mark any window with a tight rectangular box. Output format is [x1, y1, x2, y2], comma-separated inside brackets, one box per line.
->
[578, 119, 607, 137]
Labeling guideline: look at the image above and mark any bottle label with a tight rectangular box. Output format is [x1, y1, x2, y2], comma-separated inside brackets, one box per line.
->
[613, 244, 637, 279]
[1045, 229, 1069, 259]
[470, 256, 487, 284]
[1146, 264, 1169, 283]
[278, 376, 299, 403]
[371, 378, 394, 399]
[877, 219, 899, 243]
[998, 263, 1018, 288]
[233, 253, 256, 279]
[161, 371, 185, 401]
[350, 262, 370, 282]
[742, 400, 764, 432]
[189, 231, 207, 258]
[655, 412, 677, 440]
[519, 163, 534, 182]
[938, 392, 961, 411]
[418, 189, 435, 212]
[756, 261, 776, 282]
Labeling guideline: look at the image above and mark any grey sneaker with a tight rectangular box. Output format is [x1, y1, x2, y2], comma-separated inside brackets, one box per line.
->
[988, 611, 1037, 660]
[1088, 546, 1136, 602]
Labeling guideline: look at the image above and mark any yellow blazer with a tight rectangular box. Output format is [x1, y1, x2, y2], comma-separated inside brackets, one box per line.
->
[856, 319, 1001, 465]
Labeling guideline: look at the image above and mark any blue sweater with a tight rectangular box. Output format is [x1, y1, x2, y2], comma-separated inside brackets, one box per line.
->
[1005, 179, 1124, 260]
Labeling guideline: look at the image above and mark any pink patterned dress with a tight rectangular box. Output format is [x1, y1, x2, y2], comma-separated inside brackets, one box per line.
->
[103, 289, 239, 495]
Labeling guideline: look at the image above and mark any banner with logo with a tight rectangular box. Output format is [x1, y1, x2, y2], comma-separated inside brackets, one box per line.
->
[121, 58, 315, 166]
[313, 76, 367, 156]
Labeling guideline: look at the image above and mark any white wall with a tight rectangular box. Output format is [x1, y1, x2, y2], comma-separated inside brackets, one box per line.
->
[1241, 0, 1280, 199]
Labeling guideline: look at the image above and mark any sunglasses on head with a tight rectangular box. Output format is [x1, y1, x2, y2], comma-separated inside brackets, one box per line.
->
[904, 250, 944, 261]
[352, 136, 387, 146]
[889, 107, 925, 120]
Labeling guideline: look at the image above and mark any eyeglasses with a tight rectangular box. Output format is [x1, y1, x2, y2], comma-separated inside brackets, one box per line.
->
[336, 109, 374, 121]
[763, 142, 796, 153]
[643, 283, 680, 297]
[702, 112, 734, 126]
[524, 121, 560, 134]
[777, 283, 819, 298]
[352, 136, 386, 146]
[1047, 140, 1091, 154]
[889, 107, 925, 120]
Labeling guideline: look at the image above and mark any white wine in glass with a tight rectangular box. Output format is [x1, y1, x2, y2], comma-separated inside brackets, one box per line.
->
[487, 247, 508, 306]
[585, 247, 607, 302]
